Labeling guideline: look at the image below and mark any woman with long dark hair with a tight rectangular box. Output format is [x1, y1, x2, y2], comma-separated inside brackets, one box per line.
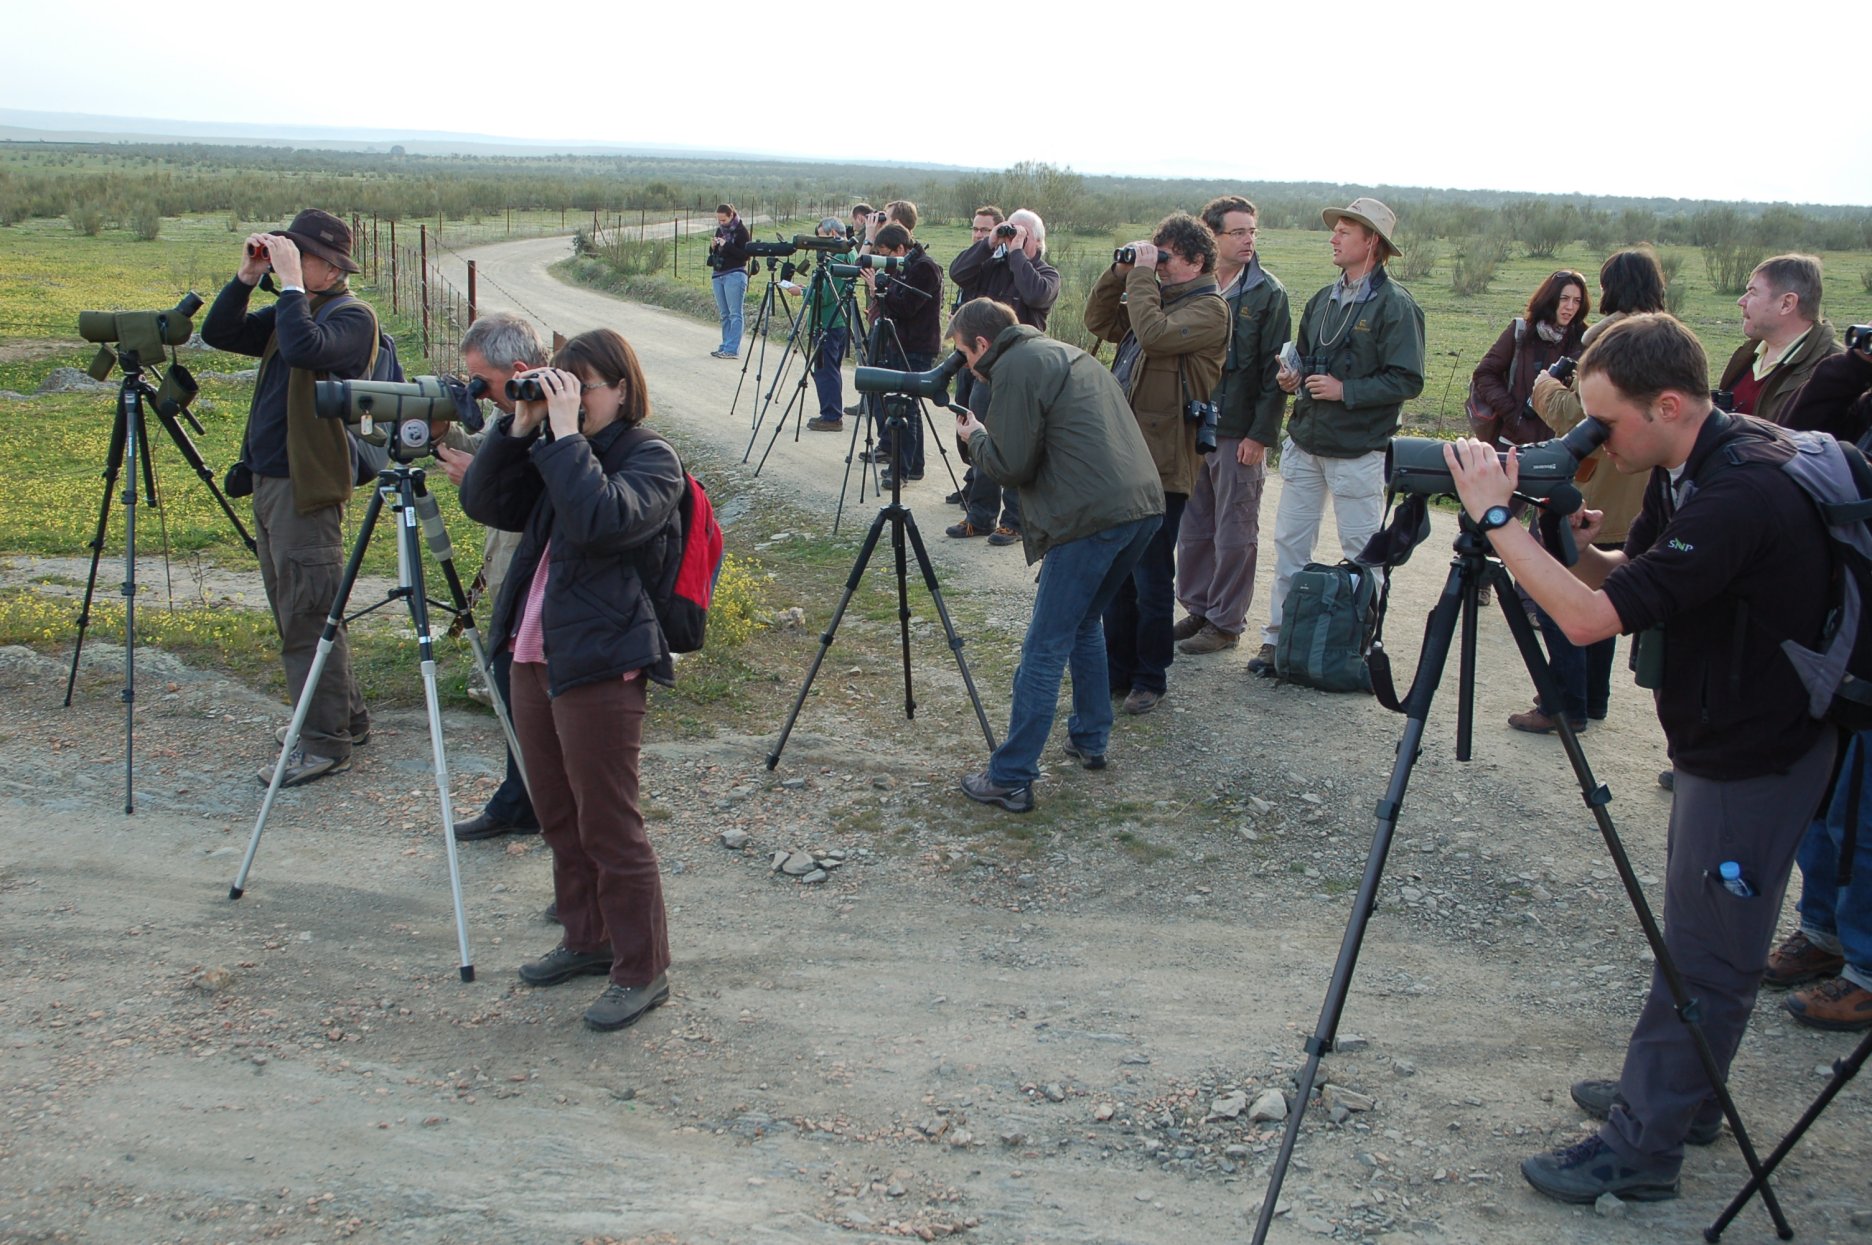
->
[1469, 269, 1591, 445]
[460, 328, 683, 1031]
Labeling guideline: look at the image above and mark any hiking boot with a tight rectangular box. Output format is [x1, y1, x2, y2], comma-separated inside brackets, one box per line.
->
[944, 490, 965, 505]
[806, 415, 845, 432]
[1784, 976, 1872, 1031]
[1121, 687, 1162, 715]
[1247, 643, 1279, 677]
[1763, 930, 1846, 988]
[257, 749, 351, 788]
[1508, 706, 1587, 734]
[276, 722, 370, 748]
[1061, 741, 1107, 770]
[1171, 614, 1208, 643]
[518, 943, 613, 987]
[1568, 1079, 1722, 1146]
[960, 770, 1034, 813]
[1658, 769, 1675, 791]
[1177, 623, 1239, 655]
[544, 900, 560, 924]
[1521, 1134, 1680, 1204]
[584, 974, 671, 1031]
[945, 520, 992, 539]
[454, 811, 540, 842]
[987, 525, 1022, 547]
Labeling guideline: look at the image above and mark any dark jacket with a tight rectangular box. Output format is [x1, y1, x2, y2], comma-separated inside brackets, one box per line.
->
[967, 325, 1164, 564]
[948, 241, 1062, 330]
[460, 416, 685, 692]
[1285, 265, 1426, 458]
[873, 244, 943, 356]
[1602, 413, 1830, 779]
[1082, 266, 1229, 496]
[203, 278, 375, 509]
[1212, 259, 1291, 445]
[1470, 316, 1585, 443]
[1781, 347, 1872, 445]
[711, 216, 751, 277]
[1718, 321, 1841, 426]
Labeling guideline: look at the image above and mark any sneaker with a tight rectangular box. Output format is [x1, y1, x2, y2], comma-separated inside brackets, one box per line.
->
[1764, 930, 1846, 988]
[1520, 1134, 1681, 1205]
[275, 722, 371, 748]
[256, 749, 351, 788]
[1121, 687, 1162, 715]
[1508, 706, 1587, 734]
[584, 974, 670, 1031]
[518, 943, 613, 987]
[1784, 976, 1872, 1031]
[1177, 623, 1239, 656]
[960, 770, 1034, 813]
[1061, 741, 1107, 771]
[806, 416, 845, 432]
[987, 526, 1022, 547]
[1247, 643, 1279, 677]
[1568, 1079, 1722, 1146]
[1171, 614, 1208, 643]
[454, 811, 540, 842]
[946, 520, 992, 539]
[709, 349, 737, 360]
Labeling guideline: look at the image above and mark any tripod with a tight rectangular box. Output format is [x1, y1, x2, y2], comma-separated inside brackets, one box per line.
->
[230, 462, 528, 983]
[727, 256, 795, 429]
[744, 256, 865, 471]
[766, 402, 997, 769]
[828, 315, 964, 535]
[65, 350, 258, 814]
[1250, 515, 1797, 1244]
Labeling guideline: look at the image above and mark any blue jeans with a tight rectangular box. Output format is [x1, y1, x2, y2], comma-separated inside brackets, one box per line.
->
[989, 516, 1159, 788]
[1797, 731, 1872, 990]
[869, 347, 930, 476]
[1106, 492, 1187, 695]
[1522, 590, 1616, 722]
[712, 270, 748, 355]
[812, 326, 847, 420]
[483, 647, 537, 828]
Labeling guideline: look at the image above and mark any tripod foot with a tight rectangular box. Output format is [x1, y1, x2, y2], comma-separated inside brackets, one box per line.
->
[765, 750, 780, 771]
[228, 885, 244, 901]
[460, 964, 475, 984]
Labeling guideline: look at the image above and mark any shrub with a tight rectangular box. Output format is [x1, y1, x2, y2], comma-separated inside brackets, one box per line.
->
[68, 201, 103, 236]
[130, 200, 162, 241]
[1861, 267, 1872, 296]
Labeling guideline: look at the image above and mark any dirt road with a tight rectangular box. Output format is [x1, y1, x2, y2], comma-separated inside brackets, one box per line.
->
[3, 242, 1866, 1245]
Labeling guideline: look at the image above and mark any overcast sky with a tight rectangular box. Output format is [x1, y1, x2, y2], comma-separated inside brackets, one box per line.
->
[7, 0, 1868, 207]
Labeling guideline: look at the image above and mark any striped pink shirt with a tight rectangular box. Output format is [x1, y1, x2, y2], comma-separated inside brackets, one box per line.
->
[512, 541, 550, 664]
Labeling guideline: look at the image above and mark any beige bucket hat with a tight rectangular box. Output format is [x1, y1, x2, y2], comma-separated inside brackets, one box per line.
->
[1321, 197, 1401, 260]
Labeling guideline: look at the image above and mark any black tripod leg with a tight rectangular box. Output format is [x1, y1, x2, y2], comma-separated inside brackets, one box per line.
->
[232, 484, 387, 899]
[753, 346, 817, 477]
[1706, 1029, 1872, 1241]
[1488, 561, 1795, 1240]
[66, 388, 130, 707]
[1253, 559, 1468, 1245]
[915, 398, 963, 493]
[767, 506, 892, 769]
[900, 509, 997, 751]
[891, 508, 915, 719]
[153, 406, 258, 553]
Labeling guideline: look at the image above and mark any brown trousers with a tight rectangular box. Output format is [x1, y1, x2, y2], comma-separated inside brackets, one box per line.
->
[252, 475, 367, 758]
[511, 663, 670, 987]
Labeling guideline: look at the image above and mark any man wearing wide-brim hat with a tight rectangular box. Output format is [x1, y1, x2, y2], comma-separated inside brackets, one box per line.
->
[1248, 196, 1425, 679]
[203, 208, 379, 787]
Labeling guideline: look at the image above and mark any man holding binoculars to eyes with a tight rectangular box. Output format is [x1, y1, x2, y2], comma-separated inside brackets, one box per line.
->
[203, 208, 378, 788]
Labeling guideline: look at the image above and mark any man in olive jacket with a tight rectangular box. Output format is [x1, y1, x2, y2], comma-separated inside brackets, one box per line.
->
[1718, 253, 1841, 425]
[949, 300, 1165, 814]
[1253, 197, 1425, 676]
[1083, 212, 1229, 715]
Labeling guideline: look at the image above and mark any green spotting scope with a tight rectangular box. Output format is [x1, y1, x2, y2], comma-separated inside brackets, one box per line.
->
[1385, 417, 1610, 499]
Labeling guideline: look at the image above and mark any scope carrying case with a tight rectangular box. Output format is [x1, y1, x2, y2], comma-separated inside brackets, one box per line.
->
[1276, 560, 1378, 693]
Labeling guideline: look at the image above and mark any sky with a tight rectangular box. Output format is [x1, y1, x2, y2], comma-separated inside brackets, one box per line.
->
[6, 0, 1868, 207]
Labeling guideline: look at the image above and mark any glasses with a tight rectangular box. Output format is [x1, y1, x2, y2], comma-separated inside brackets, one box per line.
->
[1220, 228, 1257, 239]
[580, 380, 618, 394]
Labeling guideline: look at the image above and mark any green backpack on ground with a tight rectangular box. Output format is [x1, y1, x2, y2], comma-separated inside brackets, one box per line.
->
[1276, 561, 1378, 692]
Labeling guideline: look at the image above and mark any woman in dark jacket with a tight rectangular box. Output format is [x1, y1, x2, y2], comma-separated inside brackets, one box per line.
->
[1469, 269, 1590, 445]
[460, 328, 684, 1032]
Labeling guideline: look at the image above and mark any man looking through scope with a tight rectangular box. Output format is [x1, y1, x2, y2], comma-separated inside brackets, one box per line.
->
[1441, 313, 1836, 1205]
[203, 209, 377, 788]
[861, 222, 943, 488]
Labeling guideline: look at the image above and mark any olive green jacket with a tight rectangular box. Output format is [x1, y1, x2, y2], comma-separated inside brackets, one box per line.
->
[1718, 320, 1841, 426]
[1285, 265, 1425, 458]
[1212, 258, 1291, 445]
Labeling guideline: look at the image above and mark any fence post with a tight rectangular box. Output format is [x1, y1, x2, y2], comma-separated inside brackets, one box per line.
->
[467, 261, 477, 325]
[419, 224, 431, 360]
[673, 217, 680, 277]
[389, 220, 398, 313]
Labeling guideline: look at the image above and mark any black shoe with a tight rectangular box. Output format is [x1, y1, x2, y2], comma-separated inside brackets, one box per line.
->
[1061, 741, 1107, 771]
[1658, 769, 1675, 791]
[518, 943, 613, 987]
[1568, 1079, 1722, 1146]
[859, 447, 889, 464]
[1521, 1135, 1680, 1204]
[583, 974, 671, 1031]
[960, 770, 1034, 813]
[944, 490, 965, 505]
[544, 900, 560, 924]
[454, 811, 539, 842]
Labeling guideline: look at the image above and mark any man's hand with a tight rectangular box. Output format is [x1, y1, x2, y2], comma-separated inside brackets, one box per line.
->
[1303, 373, 1344, 402]
[955, 409, 985, 441]
[1125, 241, 1157, 272]
[1571, 506, 1606, 547]
[1276, 364, 1300, 395]
[238, 233, 273, 285]
[1002, 224, 1028, 255]
[266, 236, 305, 289]
[1237, 437, 1268, 467]
[434, 442, 472, 487]
[1442, 438, 1518, 522]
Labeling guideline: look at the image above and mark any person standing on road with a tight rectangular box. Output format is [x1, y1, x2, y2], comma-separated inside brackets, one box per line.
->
[708, 203, 752, 360]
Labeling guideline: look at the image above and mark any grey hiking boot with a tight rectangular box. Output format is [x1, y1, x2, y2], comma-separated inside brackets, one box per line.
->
[584, 974, 670, 1031]
[1521, 1134, 1680, 1204]
[960, 770, 1034, 813]
[257, 749, 351, 788]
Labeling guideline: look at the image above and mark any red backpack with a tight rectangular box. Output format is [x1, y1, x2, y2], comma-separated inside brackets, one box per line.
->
[621, 428, 725, 653]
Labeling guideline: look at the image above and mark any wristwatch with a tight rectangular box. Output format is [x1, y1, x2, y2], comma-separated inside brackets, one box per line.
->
[1476, 504, 1514, 533]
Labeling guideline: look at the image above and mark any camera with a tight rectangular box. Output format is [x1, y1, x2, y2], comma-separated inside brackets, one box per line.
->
[1519, 355, 1579, 424]
[1385, 416, 1610, 500]
[1113, 246, 1163, 265]
[315, 375, 484, 462]
[1184, 399, 1220, 455]
[1846, 324, 1872, 354]
[745, 240, 797, 258]
[854, 350, 967, 406]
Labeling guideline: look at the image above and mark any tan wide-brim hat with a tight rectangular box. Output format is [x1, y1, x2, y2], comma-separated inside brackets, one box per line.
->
[1321, 197, 1401, 261]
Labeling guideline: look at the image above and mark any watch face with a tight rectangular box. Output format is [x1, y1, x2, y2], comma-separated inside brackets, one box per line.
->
[1483, 505, 1512, 530]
